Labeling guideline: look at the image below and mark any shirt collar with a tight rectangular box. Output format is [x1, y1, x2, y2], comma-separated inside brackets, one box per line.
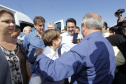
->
[33, 30, 39, 37]
[84, 31, 102, 40]
[44, 46, 56, 55]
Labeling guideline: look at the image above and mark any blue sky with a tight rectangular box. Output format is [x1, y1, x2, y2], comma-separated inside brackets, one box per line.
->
[0, 0, 126, 30]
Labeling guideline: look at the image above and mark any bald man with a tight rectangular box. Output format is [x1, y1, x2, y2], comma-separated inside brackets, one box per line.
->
[31, 13, 116, 84]
[47, 22, 56, 30]
[23, 26, 32, 35]
[19, 26, 32, 41]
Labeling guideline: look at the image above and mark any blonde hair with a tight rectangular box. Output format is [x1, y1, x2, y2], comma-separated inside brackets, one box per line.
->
[33, 16, 45, 25]
[42, 29, 60, 46]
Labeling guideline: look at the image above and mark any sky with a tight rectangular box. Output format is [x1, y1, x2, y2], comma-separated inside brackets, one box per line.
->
[0, 0, 126, 30]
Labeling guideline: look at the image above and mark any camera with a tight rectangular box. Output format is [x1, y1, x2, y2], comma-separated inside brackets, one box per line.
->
[115, 9, 125, 17]
[112, 9, 126, 34]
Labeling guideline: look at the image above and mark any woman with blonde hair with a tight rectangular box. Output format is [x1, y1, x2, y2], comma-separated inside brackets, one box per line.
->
[30, 29, 64, 84]
[0, 9, 31, 84]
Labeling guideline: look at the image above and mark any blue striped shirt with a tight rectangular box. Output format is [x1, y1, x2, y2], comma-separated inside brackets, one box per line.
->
[23, 30, 45, 62]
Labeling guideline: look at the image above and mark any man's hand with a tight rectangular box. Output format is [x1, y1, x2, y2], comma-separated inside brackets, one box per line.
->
[34, 48, 43, 58]
[77, 38, 82, 44]
[72, 38, 82, 44]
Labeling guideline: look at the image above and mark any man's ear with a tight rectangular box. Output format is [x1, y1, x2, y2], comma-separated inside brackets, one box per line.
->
[34, 24, 36, 29]
[83, 23, 87, 29]
[82, 23, 87, 32]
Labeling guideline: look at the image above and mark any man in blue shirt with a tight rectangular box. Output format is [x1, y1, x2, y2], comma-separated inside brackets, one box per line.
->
[23, 16, 45, 72]
[32, 13, 116, 84]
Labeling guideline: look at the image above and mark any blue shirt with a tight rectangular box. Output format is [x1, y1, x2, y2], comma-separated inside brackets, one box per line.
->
[23, 30, 45, 62]
[32, 31, 116, 84]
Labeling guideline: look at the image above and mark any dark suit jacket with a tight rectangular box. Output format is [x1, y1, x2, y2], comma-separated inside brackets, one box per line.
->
[0, 47, 12, 84]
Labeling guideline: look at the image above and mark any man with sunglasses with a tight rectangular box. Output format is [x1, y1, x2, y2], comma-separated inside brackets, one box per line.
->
[107, 17, 126, 84]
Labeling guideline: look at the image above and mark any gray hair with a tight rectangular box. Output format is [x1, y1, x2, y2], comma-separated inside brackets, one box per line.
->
[81, 13, 104, 30]
[23, 26, 31, 33]
[47, 22, 57, 29]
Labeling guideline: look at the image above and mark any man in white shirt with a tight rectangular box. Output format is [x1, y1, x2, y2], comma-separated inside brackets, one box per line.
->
[60, 18, 82, 55]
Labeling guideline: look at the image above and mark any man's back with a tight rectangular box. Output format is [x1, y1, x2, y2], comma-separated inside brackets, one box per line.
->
[70, 31, 116, 84]
[34, 31, 116, 84]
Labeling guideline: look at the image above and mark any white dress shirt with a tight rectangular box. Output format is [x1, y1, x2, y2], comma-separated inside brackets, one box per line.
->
[60, 32, 82, 54]
[102, 32, 110, 38]
[43, 46, 59, 60]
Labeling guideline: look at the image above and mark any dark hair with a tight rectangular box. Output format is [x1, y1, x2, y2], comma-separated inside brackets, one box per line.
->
[42, 29, 60, 46]
[14, 25, 21, 32]
[103, 22, 108, 29]
[0, 9, 14, 18]
[109, 27, 115, 33]
[76, 26, 80, 31]
[66, 18, 76, 26]
[33, 16, 45, 25]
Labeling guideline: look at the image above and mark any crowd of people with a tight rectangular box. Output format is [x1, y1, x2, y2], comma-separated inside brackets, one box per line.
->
[0, 8, 126, 84]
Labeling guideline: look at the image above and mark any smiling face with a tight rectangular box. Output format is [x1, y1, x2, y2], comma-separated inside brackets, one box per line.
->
[0, 13, 15, 35]
[34, 21, 45, 34]
[67, 22, 76, 35]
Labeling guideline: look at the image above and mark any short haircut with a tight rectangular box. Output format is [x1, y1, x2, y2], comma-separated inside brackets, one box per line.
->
[14, 25, 21, 32]
[103, 22, 108, 30]
[109, 27, 115, 33]
[0, 9, 14, 18]
[66, 18, 76, 26]
[76, 26, 80, 31]
[103, 22, 108, 28]
[33, 16, 45, 25]
[81, 13, 104, 30]
[42, 29, 60, 46]
[23, 26, 31, 32]
[47, 22, 57, 29]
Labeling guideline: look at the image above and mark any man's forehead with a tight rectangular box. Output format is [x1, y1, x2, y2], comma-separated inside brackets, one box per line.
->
[48, 25, 54, 28]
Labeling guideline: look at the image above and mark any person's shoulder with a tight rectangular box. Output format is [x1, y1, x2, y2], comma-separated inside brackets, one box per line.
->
[60, 32, 68, 36]
[25, 31, 35, 37]
[107, 34, 122, 40]
[106, 34, 122, 46]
